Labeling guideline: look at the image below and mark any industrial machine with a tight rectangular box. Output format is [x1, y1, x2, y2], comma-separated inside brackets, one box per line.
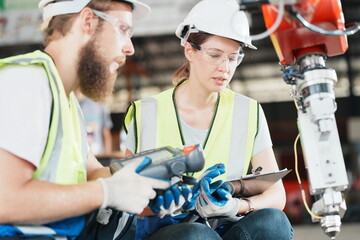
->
[240, 0, 360, 239]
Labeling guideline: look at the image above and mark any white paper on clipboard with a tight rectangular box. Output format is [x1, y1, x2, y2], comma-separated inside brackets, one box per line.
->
[226, 168, 292, 194]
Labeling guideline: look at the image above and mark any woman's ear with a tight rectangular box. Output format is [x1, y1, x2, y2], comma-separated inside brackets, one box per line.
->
[184, 41, 194, 62]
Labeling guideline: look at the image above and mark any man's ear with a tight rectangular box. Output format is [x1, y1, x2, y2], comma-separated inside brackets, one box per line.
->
[79, 7, 98, 35]
[184, 41, 195, 62]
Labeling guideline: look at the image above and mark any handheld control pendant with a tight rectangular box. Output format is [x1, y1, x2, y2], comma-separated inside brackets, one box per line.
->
[109, 144, 205, 181]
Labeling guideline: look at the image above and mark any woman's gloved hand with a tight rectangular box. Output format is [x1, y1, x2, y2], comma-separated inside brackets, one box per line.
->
[148, 163, 227, 216]
[195, 178, 240, 218]
[149, 184, 192, 218]
[182, 163, 226, 211]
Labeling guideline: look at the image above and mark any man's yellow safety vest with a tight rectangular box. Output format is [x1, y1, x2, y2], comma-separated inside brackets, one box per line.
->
[0, 50, 87, 184]
[124, 81, 259, 180]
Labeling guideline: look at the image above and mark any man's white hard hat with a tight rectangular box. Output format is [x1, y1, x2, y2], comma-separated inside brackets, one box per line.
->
[39, 0, 150, 29]
[175, 0, 256, 50]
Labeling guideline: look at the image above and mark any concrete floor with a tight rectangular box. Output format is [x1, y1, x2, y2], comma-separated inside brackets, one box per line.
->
[293, 222, 360, 240]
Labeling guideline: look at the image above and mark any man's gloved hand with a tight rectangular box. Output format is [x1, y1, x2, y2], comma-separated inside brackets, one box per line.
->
[149, 184, 192, 218]
[98, 157, 170, 214]
[195, 178, 240, 218]
[182, 163, 226, 211]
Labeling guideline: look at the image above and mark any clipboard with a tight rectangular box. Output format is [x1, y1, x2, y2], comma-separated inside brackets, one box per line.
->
[226, 168, 292, 195]
[235, 168, 292, 182]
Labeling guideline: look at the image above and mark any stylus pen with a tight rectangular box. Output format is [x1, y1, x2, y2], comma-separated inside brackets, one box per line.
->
[252, 166, 262, 174]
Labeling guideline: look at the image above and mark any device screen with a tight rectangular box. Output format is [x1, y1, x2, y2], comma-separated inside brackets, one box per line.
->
[142, 149, 175, 164]
[121, 147, 177, 164]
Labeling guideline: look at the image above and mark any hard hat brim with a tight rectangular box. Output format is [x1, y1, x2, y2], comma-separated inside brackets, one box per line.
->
[39, 0, 151, 30]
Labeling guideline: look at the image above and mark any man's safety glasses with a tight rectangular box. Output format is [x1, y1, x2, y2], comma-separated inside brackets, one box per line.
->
[92, 9, 133, 38]
[189, 42, 245, 67]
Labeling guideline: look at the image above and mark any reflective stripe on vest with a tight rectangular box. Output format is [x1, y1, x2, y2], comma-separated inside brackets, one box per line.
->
[0, 51, 87, 184]
[124, 87, 258, 180]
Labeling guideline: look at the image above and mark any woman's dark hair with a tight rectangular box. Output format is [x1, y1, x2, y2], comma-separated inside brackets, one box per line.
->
[172, 31, 212, 85]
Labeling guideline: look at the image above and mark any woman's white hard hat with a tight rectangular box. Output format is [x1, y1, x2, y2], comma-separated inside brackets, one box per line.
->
[175, 0, 256, 50]
[39, 0, 150, 29]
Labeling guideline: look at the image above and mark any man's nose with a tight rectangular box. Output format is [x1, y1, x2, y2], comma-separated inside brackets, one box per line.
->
[123, 38, 135, 56]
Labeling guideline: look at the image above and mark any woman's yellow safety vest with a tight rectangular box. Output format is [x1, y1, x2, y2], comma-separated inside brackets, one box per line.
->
[124, 84, 259, 180]
[0, 51, 87, 184]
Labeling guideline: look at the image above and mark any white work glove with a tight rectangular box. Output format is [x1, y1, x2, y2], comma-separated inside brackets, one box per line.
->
[149, 184, 192, 218]
[98, 157, 170, 214]
[195, 178, 240, 218]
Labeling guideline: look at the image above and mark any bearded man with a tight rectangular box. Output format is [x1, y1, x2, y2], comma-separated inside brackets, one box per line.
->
[0, 1, 171, 239]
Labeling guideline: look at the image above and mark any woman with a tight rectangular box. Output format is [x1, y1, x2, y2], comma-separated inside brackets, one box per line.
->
[124, 0, 293, 239]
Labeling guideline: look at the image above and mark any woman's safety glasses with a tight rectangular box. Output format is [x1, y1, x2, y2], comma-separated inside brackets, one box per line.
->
[92, 9, 133, 38]
[189, 42, 245, 67]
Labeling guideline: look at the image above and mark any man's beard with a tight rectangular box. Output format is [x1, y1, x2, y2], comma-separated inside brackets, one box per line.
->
[77, 36, 117, 103]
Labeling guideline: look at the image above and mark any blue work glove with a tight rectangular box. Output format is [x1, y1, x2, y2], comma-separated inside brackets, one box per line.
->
[195, 178, 240, 218]
[149, 184, 191, 218]
[148, 163, 226, 216]
[182, 163, 226, 211]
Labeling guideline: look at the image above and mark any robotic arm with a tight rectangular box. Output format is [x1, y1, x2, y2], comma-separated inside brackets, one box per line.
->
[240, 0, 360, 238]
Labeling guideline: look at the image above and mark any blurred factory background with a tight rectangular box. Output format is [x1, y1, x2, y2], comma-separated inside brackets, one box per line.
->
[1, 0, 360, 231]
